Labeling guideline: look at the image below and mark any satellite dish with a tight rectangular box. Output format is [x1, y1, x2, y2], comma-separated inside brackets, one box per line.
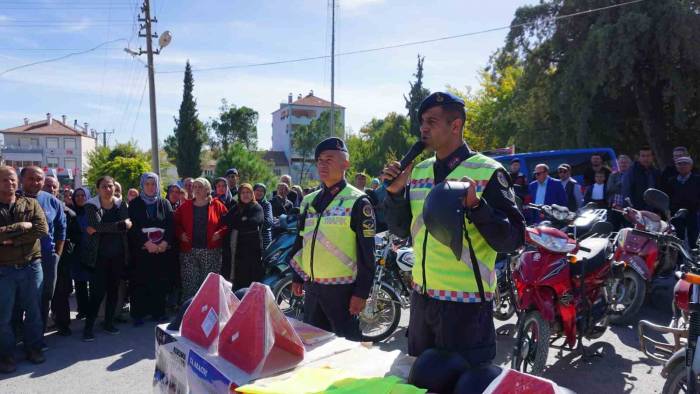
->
[158, 31, 172, 49]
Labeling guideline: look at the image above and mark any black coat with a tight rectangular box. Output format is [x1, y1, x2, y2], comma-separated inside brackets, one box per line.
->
[222, 202, 264, 289]
[127, 197, 175, 267]
[271, 195, 293, 217]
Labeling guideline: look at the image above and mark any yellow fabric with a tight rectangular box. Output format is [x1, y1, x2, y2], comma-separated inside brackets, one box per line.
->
[294, 185, 364, 282]
[236, 367, 425, 394]
[409, 153, 502, 301]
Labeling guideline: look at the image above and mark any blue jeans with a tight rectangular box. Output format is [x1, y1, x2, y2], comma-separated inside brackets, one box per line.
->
[0, 260, 43, 356]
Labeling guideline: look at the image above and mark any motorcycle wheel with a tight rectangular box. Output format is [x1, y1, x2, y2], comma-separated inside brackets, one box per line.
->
[511, 310, 550, 375]
[360, 282, 401, 343]
[272, 274, 304, 320]
[609, 270, 646, 325]
[662, 362, 689, 394]
[493, 285, 516, 321]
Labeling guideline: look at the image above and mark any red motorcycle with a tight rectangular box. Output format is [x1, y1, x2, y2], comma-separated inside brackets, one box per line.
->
[511, 206, 616, 375]
[609, 189, 686, 325]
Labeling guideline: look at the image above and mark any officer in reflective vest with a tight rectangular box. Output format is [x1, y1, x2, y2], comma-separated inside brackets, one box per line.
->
[291, 137, 376, 341]
[383, 92, 525, 366]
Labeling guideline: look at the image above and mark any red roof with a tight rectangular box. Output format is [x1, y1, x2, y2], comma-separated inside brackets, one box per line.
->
[1, 118, 90, 137]
[291, 94, 345, 109]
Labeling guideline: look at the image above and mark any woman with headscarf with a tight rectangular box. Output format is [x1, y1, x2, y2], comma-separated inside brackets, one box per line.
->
[166, 183, 183, 210]
[213, 177, 235, 209]
[253, 183, 273, 250]
[128, 173, 175, 325]
[222, 183, 264, 290]
[82, 176, 131, 341]
[70, 187, 92, 320]
[175, 178, 228, 300]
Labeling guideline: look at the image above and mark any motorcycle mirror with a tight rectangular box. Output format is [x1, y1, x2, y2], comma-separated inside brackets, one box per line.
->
[643, 188, 670, 214]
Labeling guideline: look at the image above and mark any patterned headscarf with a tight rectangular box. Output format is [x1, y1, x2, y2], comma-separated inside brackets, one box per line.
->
[139, 172, 161, 205]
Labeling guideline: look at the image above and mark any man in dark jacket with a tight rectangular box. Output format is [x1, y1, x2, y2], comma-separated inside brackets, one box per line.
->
[253, 183, 274, 250]
[508, 158, 528, 202]
[623, 147, 662, 210]
[666, 157, 700, 246]
[0, 166, 49, 373]
[271, 183, 293, 218]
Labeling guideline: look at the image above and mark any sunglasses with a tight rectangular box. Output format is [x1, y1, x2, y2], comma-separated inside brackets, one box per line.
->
[534, 172, 546, 176]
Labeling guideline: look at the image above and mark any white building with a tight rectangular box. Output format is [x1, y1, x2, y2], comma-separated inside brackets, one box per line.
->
[0, 113, 98, 187]
[271, 91, 345, 183]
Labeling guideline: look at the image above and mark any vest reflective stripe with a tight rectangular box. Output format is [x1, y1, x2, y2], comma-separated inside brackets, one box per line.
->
[409, 153, 502, 303]
[291, 184, 363, 284]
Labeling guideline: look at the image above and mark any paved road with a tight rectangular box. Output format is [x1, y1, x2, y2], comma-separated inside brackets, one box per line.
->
[2, 297, 675, 394]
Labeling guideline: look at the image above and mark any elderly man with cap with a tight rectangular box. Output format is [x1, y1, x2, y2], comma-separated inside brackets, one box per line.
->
[290, 137, 376, 341]
[557, 163, 583, 212]
[382, 91, 525, 365]
[665, 156, 700, 246]
[224, 168, 240, 200]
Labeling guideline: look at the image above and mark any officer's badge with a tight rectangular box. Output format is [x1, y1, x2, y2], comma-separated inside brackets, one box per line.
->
[436, 93, 443, 103]
[362, 204, 373, 217]
[497, 171, 509, 188]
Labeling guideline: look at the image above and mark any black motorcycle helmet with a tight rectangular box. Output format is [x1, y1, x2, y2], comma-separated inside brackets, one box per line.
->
[408, 348, 469, 393]
[422, 181, 470, 260]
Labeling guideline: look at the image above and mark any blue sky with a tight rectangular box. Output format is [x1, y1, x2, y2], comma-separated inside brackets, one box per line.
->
[0, 0, 537, 150]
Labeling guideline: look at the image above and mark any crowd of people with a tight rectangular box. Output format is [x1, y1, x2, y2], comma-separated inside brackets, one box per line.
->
[0, 162, 388, 374]
[511, 145, 700, 246]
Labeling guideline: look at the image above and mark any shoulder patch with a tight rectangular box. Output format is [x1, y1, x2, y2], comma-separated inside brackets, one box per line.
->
[497, 171, 510, 188]
[362, 204, 374, 217]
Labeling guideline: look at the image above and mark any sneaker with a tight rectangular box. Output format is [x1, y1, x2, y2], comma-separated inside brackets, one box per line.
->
[82, 329, 95, 342]
[102, 324, 120, 335]
[26, 348, 45, 365]
[56, 327, 72, 337]
[0, 355, 16, 374]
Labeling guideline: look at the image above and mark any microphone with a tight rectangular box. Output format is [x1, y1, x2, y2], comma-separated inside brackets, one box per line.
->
[383, 141, 426, 187]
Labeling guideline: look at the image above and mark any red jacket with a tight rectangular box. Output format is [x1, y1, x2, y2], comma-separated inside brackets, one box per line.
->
[175, 199, 229, 252]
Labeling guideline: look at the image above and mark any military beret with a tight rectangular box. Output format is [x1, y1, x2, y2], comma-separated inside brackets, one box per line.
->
[314, 137, 348, 160]
[417, 91, 465, 120]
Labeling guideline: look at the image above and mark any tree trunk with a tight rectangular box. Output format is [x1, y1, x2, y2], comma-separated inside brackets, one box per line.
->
[634, 84, 671, 168]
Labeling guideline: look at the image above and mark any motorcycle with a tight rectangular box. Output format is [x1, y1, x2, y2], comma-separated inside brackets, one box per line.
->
[608, 189, 687, 325]
[494, 203, 609, 323]
[510, 209, 617, 375]
[631, 228, 697, 394]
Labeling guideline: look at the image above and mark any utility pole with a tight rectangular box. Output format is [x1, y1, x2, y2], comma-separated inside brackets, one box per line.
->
[95, 129, 115, 147]
[329, 0, 336, 138]
[139, 0, 160, 176]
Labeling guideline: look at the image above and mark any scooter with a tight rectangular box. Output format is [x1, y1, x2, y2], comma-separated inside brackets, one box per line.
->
[608, 189, 688, 325]
[510, 213, 617, 375]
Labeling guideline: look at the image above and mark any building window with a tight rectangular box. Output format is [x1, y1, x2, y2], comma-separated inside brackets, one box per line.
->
[47, 157, 59, 168]
[64, 158, 77, 170]
[47, 137, 59, 149]
[274, 168, 281, 176]
[64, 138, 76, 151]
[31, 138, 39, 147]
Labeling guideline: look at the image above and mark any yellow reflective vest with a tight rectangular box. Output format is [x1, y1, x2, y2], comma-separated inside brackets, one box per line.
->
[409, 153, 502, 303]
[290, 184, 364, 284]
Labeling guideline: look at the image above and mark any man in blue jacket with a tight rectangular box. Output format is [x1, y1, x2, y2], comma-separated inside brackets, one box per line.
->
[527, 163, 567, 224]
[20, 167, 66, 339]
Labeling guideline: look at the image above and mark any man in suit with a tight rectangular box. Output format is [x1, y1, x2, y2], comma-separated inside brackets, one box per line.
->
[527, 164, 567, 224]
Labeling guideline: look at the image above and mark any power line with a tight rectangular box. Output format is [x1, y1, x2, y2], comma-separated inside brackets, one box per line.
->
[0, 38, 126, 76]
[157, 0, 645, 74]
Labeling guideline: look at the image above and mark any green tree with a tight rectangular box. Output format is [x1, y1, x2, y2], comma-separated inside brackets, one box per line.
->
[404, 54, 430, 139]
[86, 143, 150, 190]
[210, 99, 259, 152]
[292, 110, 343, 184]
[214, 142, 276, 188]
[168, 61, 207, 177]
[347, 112, 416, 177]
[496, 0, 700, 165]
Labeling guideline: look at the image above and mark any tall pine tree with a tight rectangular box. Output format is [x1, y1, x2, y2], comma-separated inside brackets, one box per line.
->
[167, 61, 206, 177]
[404, 55, 430, 139]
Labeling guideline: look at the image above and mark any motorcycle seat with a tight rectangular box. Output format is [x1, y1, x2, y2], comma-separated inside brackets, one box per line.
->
[570, 237, 609, 276]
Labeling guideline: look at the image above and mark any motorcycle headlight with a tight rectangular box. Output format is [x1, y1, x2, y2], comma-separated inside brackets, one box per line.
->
[529, 231, 576, 253]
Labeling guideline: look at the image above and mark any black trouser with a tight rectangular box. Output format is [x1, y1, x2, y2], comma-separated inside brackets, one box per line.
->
[303, 282, 360, 341]
[408, 291, 496, 367]
[130, 253, 168, 320]
[50, 256, 73, 329]
[674, 211, 699, 248]
[40, 253, 59, 333]
[75, 281, 90, 315]
[85, 255, 124, 330]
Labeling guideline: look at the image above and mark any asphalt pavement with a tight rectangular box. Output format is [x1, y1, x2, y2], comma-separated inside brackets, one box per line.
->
[1, 297, 676, 394]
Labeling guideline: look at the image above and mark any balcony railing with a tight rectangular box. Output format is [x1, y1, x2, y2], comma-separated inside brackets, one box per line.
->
[1, 145, 44, 154]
